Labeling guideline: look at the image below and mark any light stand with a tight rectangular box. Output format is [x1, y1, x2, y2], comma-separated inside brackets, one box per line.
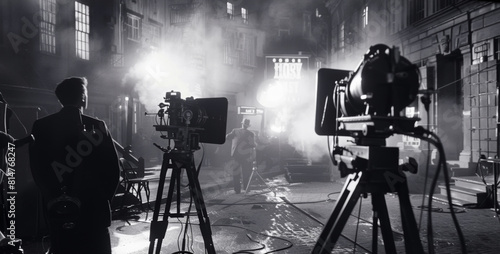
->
[244, 162, 275, 195]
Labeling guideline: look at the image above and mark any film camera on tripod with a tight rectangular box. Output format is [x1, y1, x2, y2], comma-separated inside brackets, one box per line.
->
[312, 44, 426, 253]
[152, 90, 228, 151]
[313, 44, 466, 254]
[147, 91, 227, 254]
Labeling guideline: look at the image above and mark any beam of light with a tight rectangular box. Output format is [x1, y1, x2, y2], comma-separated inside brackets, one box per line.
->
[123, 48, 202, 112]
[259, 69, 334, 163]
[257, 80, 287, 108]
[270, 123, 285, 133]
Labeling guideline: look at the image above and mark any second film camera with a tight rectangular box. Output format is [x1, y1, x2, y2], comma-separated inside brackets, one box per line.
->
[315, 44, 421, 142]
[311, 44, 428, 254]
[153, 91, 228, 151]
[314, 44, 422, 176]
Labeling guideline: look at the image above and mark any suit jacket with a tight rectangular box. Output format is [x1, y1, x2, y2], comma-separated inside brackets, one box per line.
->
[29, 106, 120, 228]
[226, 128, 256, 160]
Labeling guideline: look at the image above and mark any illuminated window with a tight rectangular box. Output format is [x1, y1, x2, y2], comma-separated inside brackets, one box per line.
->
[241, 8, 248, 24]
[40, 0, 57, 54]
[126, 14, 141, 41]
[339, 21, 345, 53]
[316, 8, 321, 18]
[75, 1, 89, 60]
[227, 2, 233, 19]
[133, 101, 137, 134]
[362, 6, 368, 28]
[316, 60, 322, 69]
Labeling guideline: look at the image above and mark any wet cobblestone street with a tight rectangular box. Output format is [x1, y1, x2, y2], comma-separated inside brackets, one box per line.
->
[108, 174, 500, 253]
[21, 170, 500, 253]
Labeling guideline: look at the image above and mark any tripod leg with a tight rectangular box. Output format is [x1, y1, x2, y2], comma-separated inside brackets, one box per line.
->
[396, 180, 424, 254]
[185, 163, 216, 254]
[312, 172, 364, 254]
[149, 154, 177, 254]
[494, 163, 499, 215]
[371, 199, 379, 254]
[255, 171, 267, 185]
[254, 170, 276, 194]
[245, 169, 256, 194]
[371, 193, 397, 254]
[145, 181, 152, 210]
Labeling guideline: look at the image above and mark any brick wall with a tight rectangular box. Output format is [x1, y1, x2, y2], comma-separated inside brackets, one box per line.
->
[327, 1, 500, 166]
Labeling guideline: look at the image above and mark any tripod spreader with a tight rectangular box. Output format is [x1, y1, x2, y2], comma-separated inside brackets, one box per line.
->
[313, 145, 424, 254]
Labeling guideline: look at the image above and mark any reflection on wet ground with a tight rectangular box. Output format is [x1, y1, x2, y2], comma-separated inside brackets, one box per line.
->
[105, 178, 350, 254]
[104, 175, 500, 254]
[208, 192, 325, 253]
[23, 173, 500, 253]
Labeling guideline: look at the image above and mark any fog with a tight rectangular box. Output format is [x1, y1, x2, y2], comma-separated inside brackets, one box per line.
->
[122, 24, 214, 112]
[120, 0, 407, 163]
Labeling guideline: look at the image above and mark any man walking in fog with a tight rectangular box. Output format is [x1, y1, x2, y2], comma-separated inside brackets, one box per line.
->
[226, 118, 256, 194]
[29, 77, 120, 254]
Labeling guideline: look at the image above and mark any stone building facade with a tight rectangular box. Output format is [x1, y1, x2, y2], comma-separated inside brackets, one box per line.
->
[325, 0, 500, 167]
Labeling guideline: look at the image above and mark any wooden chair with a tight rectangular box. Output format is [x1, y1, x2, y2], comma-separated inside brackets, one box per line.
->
[119, 157, 151, 210]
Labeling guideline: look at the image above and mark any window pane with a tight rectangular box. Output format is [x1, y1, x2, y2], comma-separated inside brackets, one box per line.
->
[75, 2, 90, 60]
[39, 0, 57, 54]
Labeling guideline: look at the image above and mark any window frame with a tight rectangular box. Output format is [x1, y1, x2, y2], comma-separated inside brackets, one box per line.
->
[75, 1, 90, 60]
[339, 21, 345, 53]
[241, 7, 248, 24]
[227, 2, 234, 20]
[126, 13, 141, 42]
[362, 5, 369, 28]
[40, 0, 57, 54]
[408, 0, 425, 24]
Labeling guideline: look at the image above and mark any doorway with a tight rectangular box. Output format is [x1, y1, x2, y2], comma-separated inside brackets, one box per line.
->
[436, 53, 464, 160]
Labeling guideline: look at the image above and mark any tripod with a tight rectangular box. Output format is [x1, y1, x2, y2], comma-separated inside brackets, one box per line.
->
[149, 150, 215, 254]
[244, 164, 275, 195]
[312, 145, 424, 254]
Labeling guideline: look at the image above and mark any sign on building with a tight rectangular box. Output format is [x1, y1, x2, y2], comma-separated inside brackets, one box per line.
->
[238, 106, 264, 115]
[261, 55, 310, 106]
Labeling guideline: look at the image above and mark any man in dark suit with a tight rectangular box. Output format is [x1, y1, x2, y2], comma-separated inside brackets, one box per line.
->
[29, 77, 120, 254]
[225, 118, 256, 193]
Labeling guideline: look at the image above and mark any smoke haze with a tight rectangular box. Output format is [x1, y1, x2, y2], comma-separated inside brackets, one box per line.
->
[121, 0, 404, 162]
[122, 10, 231, 112]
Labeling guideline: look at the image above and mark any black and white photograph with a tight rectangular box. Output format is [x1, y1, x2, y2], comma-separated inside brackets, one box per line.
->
[1, 0, 500, 253]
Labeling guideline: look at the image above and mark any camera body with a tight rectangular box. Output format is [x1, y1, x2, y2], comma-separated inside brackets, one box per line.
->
[315, 44, 420, 142]
[164, 91, 207, 129]
[154, 91, 228, 150]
